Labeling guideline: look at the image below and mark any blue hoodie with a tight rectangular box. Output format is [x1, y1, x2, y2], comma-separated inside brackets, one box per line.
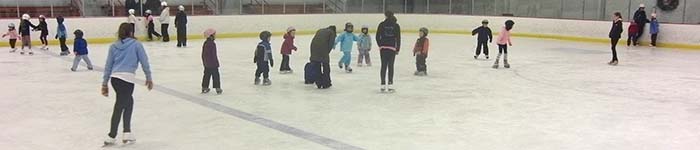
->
[73, 38, 88, 55]
[650, 18, 659, 34]
[335, 32, 359, 52]
[102, 38, 152, 85]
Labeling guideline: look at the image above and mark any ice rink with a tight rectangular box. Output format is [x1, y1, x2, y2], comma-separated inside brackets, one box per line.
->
[1, 34, 699, 150]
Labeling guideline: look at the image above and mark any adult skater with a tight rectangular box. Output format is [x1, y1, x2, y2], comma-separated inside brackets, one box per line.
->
[608, 12, 624, 66]
[159, 1, 170, 42]
[101, 23, 153, 146]
[19, 14, 38, 55]
[633, 4, 649, 45]
[309, 25, 337, 89]
[376, 11, 401, 92]
[127, 9, 139, 30]
[174, 5, 187, 47]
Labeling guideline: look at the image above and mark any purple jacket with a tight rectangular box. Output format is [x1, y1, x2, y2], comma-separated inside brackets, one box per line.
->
[202, 39, 219, 68]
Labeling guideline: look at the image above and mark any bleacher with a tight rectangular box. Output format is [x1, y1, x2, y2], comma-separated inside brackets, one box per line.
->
[103, 5, 214, 17]
[0, 6, 81, 18]
[244, 4, 332, 14]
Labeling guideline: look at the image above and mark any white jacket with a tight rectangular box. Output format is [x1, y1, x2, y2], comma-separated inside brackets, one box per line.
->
[159, 7, 170, 24]
[127, 14, 138, 24]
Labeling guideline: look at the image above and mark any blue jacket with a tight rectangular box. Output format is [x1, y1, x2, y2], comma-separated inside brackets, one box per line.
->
[650, 19, 659, 34]
[73, 38, 88, 55]
[56, 24, 67, 38]
[357, 33, 372, 51]
[102, 38, 152, 85]
[335, 31, 359, 52]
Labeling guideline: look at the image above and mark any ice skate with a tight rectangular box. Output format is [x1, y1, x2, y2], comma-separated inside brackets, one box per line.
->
[122, 132, 135, 144]
[474, 55, 478, 59]
[380, 84, 387, 92]
[486, 55, 489, 59]
[287, 69, 293, 73]
[28, 51, 33, 55]
[70, 68, 76, 72]
[262, 78, 271, 86]
[201, 88, 210, 94]
[40, 45, 48, 50]
[345, 65, 353, 73]
[608, 60, 618, 66]
[9, 48, 16, 53]
[357, 63, 363, 67]
[60, 51, 70, 56]
[88, 67, 93, 70]
[492, 60, 499, 69]
[504, 60, 510, 68]
[102, 135, 116, 147]
[387, 84, 395, 93]
[366, 63, 372, 67]
[338, 62, 343, 69]
[254, 78, 261, 85]
[216, 88, 223, 95]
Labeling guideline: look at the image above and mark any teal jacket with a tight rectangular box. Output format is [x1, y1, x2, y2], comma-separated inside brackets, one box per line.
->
[335, 32, 359, 52]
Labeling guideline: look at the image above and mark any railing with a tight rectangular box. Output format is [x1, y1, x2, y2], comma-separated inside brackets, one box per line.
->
[325, 0, 345, 13]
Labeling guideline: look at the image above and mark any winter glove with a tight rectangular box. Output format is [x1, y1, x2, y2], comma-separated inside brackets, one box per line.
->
[55, 35, 58, 39]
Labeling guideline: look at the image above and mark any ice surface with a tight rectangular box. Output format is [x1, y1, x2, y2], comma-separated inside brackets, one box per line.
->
[1, 34, 699, 150]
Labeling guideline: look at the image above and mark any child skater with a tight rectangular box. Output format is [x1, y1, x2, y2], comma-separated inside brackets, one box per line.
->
[627, 20, 639, 47]
[2, 23, 19, 53]
[357, 25, 372, 67]
[127, 9, 138, 32]
[201, 29, 222, 94]
[144, 10, 161, 41]
[56, 16, 70, 56]
[493, 20, 515, 69]
[70, 29, 93, 71]
[254, 31, 273, 86]
[336, 22, 359, 73]
[175, 5, 188, 47]
[472, 19, 493, 59]
[35, 15, 49, 50]
[413, 27, 430, 76]
[649, 13, 659, 47]
[279, 26, 297, 73]
[608, 12, 624, 66]
[19, 14, 38, 55]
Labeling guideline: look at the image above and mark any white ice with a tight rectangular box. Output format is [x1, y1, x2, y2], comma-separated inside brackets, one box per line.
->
[1, 34, 700, 150]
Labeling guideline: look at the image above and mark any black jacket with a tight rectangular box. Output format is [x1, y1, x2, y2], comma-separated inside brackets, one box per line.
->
[37, 21, 48, 35]
[309, 27, 336, 62]
[633, 10, 649, 25]
[472, 26, 493, 42]
[609, 19, 623, 39]
[175, 11, 187, 28]
[376, 17, 401, 52]
[19, 20, 37, 36]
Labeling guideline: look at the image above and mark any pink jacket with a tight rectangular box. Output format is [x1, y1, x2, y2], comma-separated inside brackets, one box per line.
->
[496, 27, 512, 45]
[2, 29, 19, 39]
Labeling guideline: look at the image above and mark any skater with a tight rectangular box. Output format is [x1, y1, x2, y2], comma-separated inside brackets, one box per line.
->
[55, 16, 70, 56]
[254, 31, 274, 86]
[70, 29, 93, 71]
[19, 14, 38, 55]
[159, 1, 171, 42]
[649, 13, 659, 47]
[127, 9, 139, 31]
[627, 20, 639, 47]
[279, 26, 298, 73]
[201, 29, 222, 94]
[608, 12, 624, 66]
[309, 25, 337, 89]
[357, 25, 372, 67]
[633, 4, 649, 45]
[413, 27, 430, 76]
[2, 23, 19, 53]
[144, 10, 161, 41]
[101, 23, 153, 146]
[376, 11, 401, 92]
[472, 19, 493, 59]
[174, 5, 188, 47]
[335, 22, 360, 73]
[35, 15, 49, 51]
[492, 20, 515, 69]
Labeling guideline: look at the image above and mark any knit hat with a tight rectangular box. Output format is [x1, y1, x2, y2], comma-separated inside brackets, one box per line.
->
[286, 26, 296, 33]
[203, 28, 216, 38]
[74, 29, 84, 38]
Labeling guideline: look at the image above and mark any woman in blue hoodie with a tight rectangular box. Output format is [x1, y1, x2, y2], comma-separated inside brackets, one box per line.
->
[101, 23, 153, 146]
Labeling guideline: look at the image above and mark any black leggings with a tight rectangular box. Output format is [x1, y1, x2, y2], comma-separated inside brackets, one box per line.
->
[9, 39, 16, 49]
[40, 34, 47, 45]
[147, 22, 161, 40]
[161, 24, 170, 42]
[498, 44, 508, 54]
[59, 37, 68, 52]
[611, 38, 619, 61]
[202, 67, 221, 88]
[108, 78, 135, 138]
[476, 40, 489, 55]
[280, 54, 291, 71]
[380, 49, 396, 85]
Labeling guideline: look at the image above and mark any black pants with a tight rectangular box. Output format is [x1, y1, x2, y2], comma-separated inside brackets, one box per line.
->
[611, 38, 619, 61]
[108, 78, 135, 138]
[161, 24, 170, 42]
[177, 26, 186, 46]
[415, 54, 427, 72]
[475, 40, 489, 55]
[202, 67, 221, 89]
[635, 24, 645, 44]
[311, 60, 332, 86]
[129, 23, 136, 31]
[498, 44, 508, 54]
[280, 54, 291, 71]
[651, 33, 658, 46]
[59, 37, 69, 52]
[255, 61, 270, 79]
[40, 34, 47, 45]
[9, 39, 16, 49]
[380, 49, 396, 85]
[147, 22, 161, 40]
[627, 34, 637, 46]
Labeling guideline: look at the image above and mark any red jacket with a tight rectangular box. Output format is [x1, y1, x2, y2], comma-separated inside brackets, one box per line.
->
[628, 22, 639, 36]
[280, 33, 297, 55]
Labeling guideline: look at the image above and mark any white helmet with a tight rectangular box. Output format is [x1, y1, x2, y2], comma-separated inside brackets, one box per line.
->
[8, 23, 15, 28]
[178, 5, 185, 11]
[128, 9, 135, 15]
[39, 15, 45, 19]
[639, 3, 645, 8]
[145, 10, 152, 14]
[21, 14, 30, 20]
[161, 1, 168, 7]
